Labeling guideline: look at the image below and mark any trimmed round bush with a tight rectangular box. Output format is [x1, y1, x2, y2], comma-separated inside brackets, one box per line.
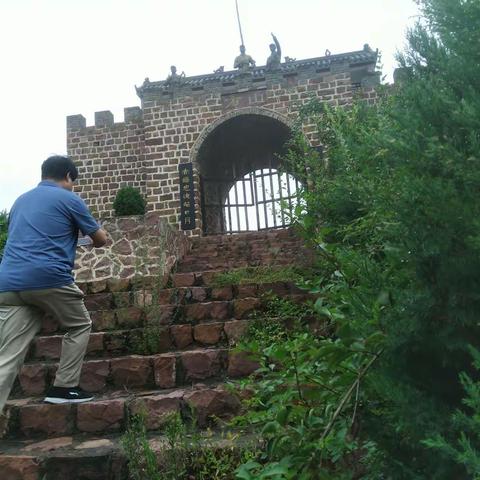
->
[113, 187, 146, 216]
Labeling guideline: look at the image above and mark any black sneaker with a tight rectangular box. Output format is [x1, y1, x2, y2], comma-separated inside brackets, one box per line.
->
[44, 386, 94, 404]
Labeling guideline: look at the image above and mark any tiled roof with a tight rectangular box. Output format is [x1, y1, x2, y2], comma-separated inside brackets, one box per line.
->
[136, 48, 378, 97]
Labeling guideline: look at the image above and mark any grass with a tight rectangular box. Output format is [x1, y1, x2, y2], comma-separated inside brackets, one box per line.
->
[121, 411, 259, 480]
[210, 265, 304, 287]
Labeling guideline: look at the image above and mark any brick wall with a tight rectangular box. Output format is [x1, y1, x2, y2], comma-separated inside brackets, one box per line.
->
[67, 51, 378, 232]
[67, 107, 145, 217]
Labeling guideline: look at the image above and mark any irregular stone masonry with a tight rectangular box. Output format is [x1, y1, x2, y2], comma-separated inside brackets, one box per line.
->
[0, 229, 317, 478]
[67, 50, 379, 231]
[74, 212, 189, 283]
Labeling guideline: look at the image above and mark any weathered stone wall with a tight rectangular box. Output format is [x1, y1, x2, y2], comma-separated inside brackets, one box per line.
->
[74, 212, 189, 284]
[67, 107, 145, 218]
[67, 50, 378, 233]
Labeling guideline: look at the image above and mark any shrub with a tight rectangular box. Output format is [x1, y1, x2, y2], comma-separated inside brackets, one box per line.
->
[113, 186, 146, 216]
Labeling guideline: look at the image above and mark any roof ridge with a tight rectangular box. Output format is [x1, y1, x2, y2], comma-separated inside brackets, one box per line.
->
[136, 48, 378, 95]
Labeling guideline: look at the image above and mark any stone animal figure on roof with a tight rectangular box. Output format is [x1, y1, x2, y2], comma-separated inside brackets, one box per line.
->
[234, 45, 256, 72]
[266, 33, 282, 70]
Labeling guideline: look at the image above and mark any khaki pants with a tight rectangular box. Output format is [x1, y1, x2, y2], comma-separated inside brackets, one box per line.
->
[0, 284, 92, 413]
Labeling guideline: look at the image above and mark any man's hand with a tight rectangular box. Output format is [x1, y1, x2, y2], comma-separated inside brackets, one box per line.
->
[89, 229, 108, 248]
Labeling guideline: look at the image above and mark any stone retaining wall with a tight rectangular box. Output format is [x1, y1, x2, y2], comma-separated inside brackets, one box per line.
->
[74, 213, 189, 284]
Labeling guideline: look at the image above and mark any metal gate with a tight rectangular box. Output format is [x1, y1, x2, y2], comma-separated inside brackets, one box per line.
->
[201, 168, 301, 235]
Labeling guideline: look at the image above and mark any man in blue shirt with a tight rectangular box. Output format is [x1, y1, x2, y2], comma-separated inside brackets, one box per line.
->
[0, 155, 107, 412]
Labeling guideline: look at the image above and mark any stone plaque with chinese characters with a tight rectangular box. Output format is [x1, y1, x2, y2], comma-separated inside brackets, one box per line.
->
[179, 163, 196, 230]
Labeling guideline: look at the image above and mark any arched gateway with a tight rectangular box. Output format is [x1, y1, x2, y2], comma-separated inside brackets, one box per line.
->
[67, 47, 379, 236]
[192, 108, 300, 234]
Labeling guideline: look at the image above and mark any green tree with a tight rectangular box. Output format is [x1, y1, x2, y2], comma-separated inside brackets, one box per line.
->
[235, 0, 480, 478]
[424, 348, 480, 479]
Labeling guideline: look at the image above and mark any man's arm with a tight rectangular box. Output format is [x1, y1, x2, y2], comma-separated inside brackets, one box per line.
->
[69, 195, 107, 247]
[89, 228, 108, 248]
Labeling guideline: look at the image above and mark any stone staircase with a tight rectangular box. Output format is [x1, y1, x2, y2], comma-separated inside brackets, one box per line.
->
[0, 229, 312, 480]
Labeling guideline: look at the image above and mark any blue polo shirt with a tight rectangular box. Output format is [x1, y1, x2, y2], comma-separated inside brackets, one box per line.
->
[0, 181, 99, 291]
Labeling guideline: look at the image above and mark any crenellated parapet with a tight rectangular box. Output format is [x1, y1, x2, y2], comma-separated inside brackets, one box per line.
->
[67, 106, 146, 218]
[67, 107, 143, 131]
[67, 46, 380, 229]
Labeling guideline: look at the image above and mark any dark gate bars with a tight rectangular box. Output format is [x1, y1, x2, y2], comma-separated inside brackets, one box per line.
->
[201, 168, 300, 235]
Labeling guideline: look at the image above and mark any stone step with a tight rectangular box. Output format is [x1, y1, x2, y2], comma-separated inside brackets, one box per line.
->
[3, 383, 244, 441]
[38, 282, 303, 336]
[16, 346, 259, 398]
[0, 435, 126, 480]
[156, 282, 304, 305]
[82, 281, 301, 309]
[0, 427, 256, 479]
[1, 230, 316, 465]
[186, 240, 309, 256]
[189, 228, 299, 247]
[176, 261, 255, 274]
[187, 240, 306, 256]
[176, 256, 301, 273]
[40, 289, 312, 338]
[171, 268, 307, 288]
[30, 319, 251, 362]
[72, 277, 309, 322]
[40, 295, 272, 335]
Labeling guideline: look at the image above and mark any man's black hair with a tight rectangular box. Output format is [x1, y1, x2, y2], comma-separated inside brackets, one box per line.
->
[41, 155, 79, 182]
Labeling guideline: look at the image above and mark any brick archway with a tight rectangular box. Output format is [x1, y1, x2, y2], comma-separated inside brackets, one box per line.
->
[190, 107, 293, 166]
[191, 108, 296, 235]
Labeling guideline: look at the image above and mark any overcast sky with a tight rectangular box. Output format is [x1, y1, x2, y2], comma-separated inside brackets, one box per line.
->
[0, 0, 420, 211]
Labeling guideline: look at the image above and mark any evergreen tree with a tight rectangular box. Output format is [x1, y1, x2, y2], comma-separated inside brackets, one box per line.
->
[237, 0, 480, 478]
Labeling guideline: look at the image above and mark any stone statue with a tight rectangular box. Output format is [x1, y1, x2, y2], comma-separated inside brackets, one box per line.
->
[234, 45, 256, 72]
[214, 66, 225, 74]
[266, 33, 281, 70]
[135, 77, 150, 95]
[165, 65, 185, 86]
[285, 56, 296, 63]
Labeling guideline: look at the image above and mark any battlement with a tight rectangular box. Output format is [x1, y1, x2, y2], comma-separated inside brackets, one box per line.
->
[67, 45, 379, 225]
[136, 47, 379, 103]
[66, 106, 143, 130]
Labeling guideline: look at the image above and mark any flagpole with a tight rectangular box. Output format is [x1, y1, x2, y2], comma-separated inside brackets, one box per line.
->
[235, 0, 245, 46]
